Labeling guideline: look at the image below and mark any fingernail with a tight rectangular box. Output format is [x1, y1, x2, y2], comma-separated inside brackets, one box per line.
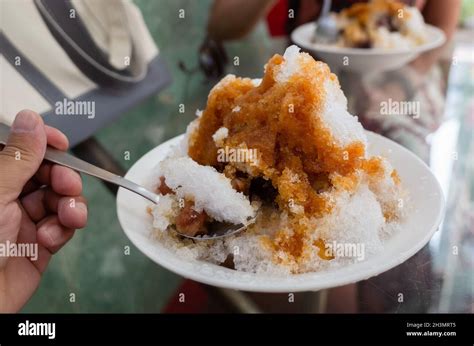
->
[12, 111, 39, 133]
[76, 202, 88, 215]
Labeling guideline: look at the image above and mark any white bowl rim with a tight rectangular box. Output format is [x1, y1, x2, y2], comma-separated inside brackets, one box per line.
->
[291, 22, 446, 56]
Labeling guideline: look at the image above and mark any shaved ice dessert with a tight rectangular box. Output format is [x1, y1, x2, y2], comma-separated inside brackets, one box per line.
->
[331, 0, 428, 49]
[147, 45, 407, 275]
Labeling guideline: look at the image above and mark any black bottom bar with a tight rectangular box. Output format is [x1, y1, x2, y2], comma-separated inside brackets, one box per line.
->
[0, 313, 472, 345]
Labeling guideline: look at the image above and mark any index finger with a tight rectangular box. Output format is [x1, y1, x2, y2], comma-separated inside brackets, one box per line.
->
[33, 126, 70, 186]
[45, 125, 69, 151]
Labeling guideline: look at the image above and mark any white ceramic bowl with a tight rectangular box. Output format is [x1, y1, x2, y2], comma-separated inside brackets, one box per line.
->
[291, 23, 446, 74]
[116, 132, 444, 292]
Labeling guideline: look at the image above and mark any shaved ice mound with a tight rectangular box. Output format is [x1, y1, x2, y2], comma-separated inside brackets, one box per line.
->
[148, 45, 407, 274]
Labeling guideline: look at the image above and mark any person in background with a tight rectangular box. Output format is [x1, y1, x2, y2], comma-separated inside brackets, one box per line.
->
[0, 110, 88, 312]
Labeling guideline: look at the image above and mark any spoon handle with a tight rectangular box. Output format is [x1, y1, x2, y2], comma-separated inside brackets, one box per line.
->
[321, 0, 332, 17]
[0, 123, 159, 204]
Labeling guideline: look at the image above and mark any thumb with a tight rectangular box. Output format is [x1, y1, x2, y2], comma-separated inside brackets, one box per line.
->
[0, 110, 46, 204]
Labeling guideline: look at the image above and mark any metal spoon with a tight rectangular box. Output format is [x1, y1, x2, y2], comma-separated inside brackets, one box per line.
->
[313, 0, 338, 44]
[0, 123, 252, 240]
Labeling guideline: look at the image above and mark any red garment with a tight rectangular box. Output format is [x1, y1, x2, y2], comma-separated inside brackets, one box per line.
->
[266, 0, 288, 37]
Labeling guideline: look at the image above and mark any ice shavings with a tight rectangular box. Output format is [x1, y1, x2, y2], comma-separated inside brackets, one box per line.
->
[156, 157, 255, 225]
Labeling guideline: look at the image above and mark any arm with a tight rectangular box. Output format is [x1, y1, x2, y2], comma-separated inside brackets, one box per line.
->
[207, 0, 276, 41]
[410, 0, 461, 74]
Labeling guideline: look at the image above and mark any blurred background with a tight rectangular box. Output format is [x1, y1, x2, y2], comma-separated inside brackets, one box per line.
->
[1, 0, 472, 313]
